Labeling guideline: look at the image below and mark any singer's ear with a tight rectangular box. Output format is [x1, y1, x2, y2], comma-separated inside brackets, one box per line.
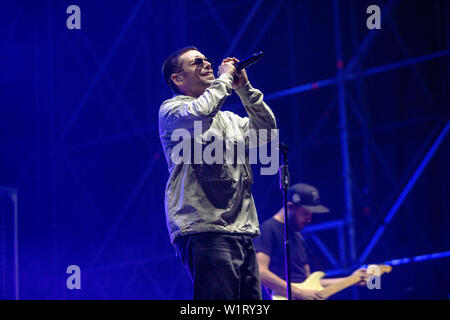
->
[171, 73, 182, 86]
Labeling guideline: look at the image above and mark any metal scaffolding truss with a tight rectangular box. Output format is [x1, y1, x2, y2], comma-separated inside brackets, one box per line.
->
[291, 1, 449, 300]
[294, 0, 450, 271]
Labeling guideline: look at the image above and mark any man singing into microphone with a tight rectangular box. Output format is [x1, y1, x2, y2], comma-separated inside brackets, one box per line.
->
[159, 46, 277, 300]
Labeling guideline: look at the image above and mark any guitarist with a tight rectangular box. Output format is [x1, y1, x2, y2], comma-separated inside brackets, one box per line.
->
[254, 183, 368, 300]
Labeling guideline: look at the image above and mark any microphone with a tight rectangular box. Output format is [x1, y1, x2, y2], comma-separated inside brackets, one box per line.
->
[235, 52, 264, 72]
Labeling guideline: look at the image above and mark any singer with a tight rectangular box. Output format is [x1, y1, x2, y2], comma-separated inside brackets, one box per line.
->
[159, 46, 277, 300]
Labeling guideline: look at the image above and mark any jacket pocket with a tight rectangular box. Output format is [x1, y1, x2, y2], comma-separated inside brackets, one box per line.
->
[193, 163, 237, 209]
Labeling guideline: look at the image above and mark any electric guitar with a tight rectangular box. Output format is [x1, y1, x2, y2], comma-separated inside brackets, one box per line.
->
[272, 264, 392, 300]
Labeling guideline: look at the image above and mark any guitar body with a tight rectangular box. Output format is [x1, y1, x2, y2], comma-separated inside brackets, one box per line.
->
[295, 271, 326, 291]
[272, 271, 326, 300]
[271, 265, 392, 300]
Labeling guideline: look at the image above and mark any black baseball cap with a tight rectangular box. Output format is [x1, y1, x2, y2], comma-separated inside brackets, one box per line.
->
[287, 183, 330, 213]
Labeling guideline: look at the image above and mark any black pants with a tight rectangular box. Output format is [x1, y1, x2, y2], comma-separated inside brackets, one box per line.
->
[175, 232, 262, 300]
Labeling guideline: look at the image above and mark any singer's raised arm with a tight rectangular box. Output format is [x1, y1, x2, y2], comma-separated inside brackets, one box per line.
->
[233, 81, 277, 145]
[159, 73, 234, 134]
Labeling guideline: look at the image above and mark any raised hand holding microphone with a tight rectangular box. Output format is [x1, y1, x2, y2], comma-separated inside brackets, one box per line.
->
[218, 57, 249, 90]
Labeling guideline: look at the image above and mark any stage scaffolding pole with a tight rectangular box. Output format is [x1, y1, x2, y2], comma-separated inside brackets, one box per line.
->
[332, 0, 358, 299]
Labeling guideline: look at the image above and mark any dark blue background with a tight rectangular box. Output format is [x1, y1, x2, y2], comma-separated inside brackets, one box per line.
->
[0, 0, 449, 299]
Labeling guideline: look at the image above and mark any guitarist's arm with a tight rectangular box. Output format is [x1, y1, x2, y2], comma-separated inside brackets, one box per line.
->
[320, 277, 347, 287]
[320, 268, 368, 288]
[303, 263, 352, 288]
[256, 252, 324, 300]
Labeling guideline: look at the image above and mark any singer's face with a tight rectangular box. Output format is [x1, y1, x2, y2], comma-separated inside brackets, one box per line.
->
[177, 50, 215, 97]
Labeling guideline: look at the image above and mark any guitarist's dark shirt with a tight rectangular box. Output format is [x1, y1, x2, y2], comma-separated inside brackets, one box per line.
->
[254, 218, 309, 284]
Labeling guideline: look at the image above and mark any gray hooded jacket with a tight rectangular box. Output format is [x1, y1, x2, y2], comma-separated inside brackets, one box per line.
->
[159, 73, 277, 244]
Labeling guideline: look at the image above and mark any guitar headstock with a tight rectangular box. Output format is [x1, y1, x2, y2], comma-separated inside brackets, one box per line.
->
[366, 264, 392, 276]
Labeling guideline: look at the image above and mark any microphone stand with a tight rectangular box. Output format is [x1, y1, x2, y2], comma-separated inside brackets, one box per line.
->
[279, 143, 292, 300]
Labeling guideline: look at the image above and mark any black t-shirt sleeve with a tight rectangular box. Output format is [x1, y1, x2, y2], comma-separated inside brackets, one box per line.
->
[254, 221, 274, 256]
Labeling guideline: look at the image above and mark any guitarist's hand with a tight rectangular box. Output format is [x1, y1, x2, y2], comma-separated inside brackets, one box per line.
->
[294, 289, 324, 300]
[352, 268, 368, 286]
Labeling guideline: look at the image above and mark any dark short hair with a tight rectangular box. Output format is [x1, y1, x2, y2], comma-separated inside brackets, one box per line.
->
[162, 46, 198, 94]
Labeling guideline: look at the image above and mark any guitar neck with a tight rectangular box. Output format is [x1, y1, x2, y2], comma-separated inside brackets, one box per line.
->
[320, 275, 361, 299]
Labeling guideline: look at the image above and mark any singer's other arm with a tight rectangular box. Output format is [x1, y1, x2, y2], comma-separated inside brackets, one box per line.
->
[224, 57, 277, 145]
